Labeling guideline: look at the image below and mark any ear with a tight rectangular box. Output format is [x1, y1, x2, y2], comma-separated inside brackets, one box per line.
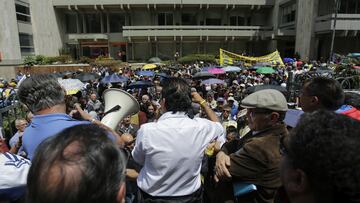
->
[270, 112, 280, 123]
[116, 183, 126, 203]
[285, 168, 309, 195]
[311, 96, 319, 105]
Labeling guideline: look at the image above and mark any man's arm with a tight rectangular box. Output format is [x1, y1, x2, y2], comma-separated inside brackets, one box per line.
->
[131, 128, 146, 165]
[191, 92, 219, 122]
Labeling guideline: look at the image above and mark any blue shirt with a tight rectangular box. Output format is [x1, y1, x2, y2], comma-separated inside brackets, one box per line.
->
[22, 113, 89, 160]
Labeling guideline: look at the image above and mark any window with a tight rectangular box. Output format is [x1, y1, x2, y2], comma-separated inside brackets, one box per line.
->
[19, 33, 34, 55]
[85, 13, 101, 33]
[206, 18, 221, 25]
[281, 3, 296, 24]
[158, 13, 173, 25]
[65, 13, 77, 33]
[15, 4, 31, 23]
[339, 0, 359, 14]
[229, 16, 245, 26]
[181, 13, 197, 25]
[109, 13, 126, 32]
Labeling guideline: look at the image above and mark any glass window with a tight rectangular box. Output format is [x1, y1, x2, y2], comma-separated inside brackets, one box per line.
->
[229, 16, 245, 26]
[65, 13, 77, 33]
[281, 3, 296, 24]
[85, 13, 101, 33]
[20, 47, 35, 54]
[15, 4, 31, 23]
[348, 0, 357, 14]
[181, 13, 197, 25]
[109, 13, 125, 32]
[19, 33, 34, 47]
[206, 18, 221, 25]
[158, 13, 173, 25]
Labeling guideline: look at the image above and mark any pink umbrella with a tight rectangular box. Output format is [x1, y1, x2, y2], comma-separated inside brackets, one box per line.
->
[208, 68, 225, 75]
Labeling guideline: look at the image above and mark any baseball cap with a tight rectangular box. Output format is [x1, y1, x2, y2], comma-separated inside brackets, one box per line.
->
[240, 89, 288, 112]
[227, 97, 235, 102]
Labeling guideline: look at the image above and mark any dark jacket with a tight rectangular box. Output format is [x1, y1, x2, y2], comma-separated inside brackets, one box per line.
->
[219, 123, 288, 203]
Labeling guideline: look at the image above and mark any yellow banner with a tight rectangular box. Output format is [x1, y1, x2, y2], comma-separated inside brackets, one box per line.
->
[219, 49, 284, 67]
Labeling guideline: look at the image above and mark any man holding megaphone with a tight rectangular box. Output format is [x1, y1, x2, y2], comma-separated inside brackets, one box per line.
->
[17, 74, 122, 160]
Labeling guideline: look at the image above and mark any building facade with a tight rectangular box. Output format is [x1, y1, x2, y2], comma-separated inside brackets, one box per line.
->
[1, 0, 360, 66]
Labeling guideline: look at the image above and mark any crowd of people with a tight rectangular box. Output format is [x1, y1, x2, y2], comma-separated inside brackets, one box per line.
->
[0, 59, 359, 203]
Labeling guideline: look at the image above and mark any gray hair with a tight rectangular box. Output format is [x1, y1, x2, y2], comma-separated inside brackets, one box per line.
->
[18, 74, 65, 113]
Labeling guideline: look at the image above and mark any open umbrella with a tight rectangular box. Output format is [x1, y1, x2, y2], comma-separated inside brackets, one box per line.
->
[128, 81, 154, 89]
[222, 66, 243, 73]
[201, 78, 225, 85]
[136, 70, 155, 77]
[246, 85, 287, 95]
[192, 72, 216, 80]
[75, 72, 99, 82]
[208, 68, 225, 75]
[142, 64, 157, 70]
[256, 67, 275, 74]
[101, 73, 129, 84]
[58, 78, 84, 95]
[148, 57, 162, 63]
[283, 58, 295, 63]
[155, 72, 168, 78]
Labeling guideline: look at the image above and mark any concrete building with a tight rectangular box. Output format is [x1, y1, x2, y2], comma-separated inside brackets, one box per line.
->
[1, 0, 360, 68]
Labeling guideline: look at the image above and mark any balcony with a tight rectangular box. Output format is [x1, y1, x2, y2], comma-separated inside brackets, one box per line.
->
[315, 14, 360, 33]
[122, 25, 273, 38]
[53, 0, 275, 7]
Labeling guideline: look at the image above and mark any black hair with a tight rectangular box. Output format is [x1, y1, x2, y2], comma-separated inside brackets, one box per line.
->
[286, 110, 360, 203]
[18, 74, 65, 113]
[161, 77, 193, 116]
[26, 124, 126, 203]
[305, 77, 344, 111]
[344, 92, 360, 109]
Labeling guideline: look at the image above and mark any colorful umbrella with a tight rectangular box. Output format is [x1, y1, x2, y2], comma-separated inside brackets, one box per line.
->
[58, 78, 84, 95]
[136, 70, 155, 77]
[101, 73, 129, 84]
[222, 66, 243, 73]
[201, 78, 225, 85]
[208, 68, 225, 75]
[255, 67, 275, 74]
[192, 72, 216, 79]
[283, 58, 295, 63]
[128, 81, 154, 89]
[75, 72, 99, 82]
[142, 64, 157, 70]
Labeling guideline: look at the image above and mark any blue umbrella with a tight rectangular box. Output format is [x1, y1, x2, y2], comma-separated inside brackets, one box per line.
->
[128, 81, 154, 89]
[101, 73, 128, 84]
[136, 70, 155, 77]
[283, 58, 295, 63]
[201, 66, 221, 72]
[155, 72, 168, 78]
[201, 78, 225, 85]
[222, 66, 243, 73]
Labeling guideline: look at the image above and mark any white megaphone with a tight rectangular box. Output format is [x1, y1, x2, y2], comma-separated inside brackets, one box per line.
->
[101, 88, 140, 130]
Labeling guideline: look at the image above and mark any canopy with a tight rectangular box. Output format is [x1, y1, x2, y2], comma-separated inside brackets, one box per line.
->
[75, 72, 99, 82]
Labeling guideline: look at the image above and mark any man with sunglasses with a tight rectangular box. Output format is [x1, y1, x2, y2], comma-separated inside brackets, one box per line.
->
[215, 89, 289, 203]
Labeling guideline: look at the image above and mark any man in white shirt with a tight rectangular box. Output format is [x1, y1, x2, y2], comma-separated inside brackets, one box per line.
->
[132, 77, 225, 202]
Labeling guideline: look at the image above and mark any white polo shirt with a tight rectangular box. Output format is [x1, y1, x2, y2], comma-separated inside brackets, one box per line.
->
[132, 112, 225, 196]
